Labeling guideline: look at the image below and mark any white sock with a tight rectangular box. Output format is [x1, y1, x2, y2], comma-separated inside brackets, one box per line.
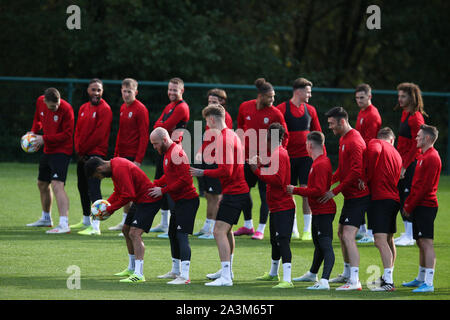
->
[269, 259, 280, 276]
[172, 258, 181, 275]
[230, 254, 234, 275]
[383, 268, 394, 283]
[203, 219, 211, 231]
[221, 261, 231, 280]
[83, 215, 91, 225]
[367, 229, 373, 237]
[161, 210, 170, 228]
[359, 224, 367, 234]
[283, 263, 292, 282]
[128, 254, 135, 271]
[210, 220, 216, 232]
[303, 214, 312, 232]
[417, 266, 426, 282]
[424, 268, 434, 286]
[134, 260, 144, 277]
[257, 223, 266, 233]
[121, 213, 128, 225]
[42, 211, 51, 220]
[244, 219, 253, 229]
[343, 262, 351, 278]
[350, 266, 359, 283]
[181, 260, 190, 280]
[405, 222, 413, 239]
[292, 214, 299, 233]
[59, 216, 69, 228]
[91, 219, 100, 231]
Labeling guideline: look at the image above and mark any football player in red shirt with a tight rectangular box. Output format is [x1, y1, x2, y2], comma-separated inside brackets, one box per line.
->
[402, 125, 441, 293]
[26, 88, 74, 234]
[71, 79, 112, 235]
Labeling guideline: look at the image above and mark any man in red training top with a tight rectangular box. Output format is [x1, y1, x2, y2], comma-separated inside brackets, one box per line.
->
[110, 78, 150, 233]
[354, 83, 382, 243]
[402, 124, 441, 293]
[26, 88, 74, 234]
[149, 127, 199, 285]
[72, 79, 112, 236]
[235, 78, 289, 240]
[251, 122, 296, 289]
[151, 77, 190, 237]
[190, 104, 251, 287]
[287, 131, 336, 290]
[84, 157, 162, 283]
[364, 127, 402, 292]
[276, 78, 323, 241]
[395, 82, 427, 246]
[319, 107, 369, 291]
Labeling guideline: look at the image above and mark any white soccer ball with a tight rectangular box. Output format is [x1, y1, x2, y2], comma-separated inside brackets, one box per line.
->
[20, 133, 40, 153]
[91, 199, 111, 221]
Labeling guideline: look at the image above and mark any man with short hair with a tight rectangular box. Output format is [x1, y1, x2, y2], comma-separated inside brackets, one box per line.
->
[354, 83, 382, 243]
[319, 107, 369, 291]
[85, 156, 162, 283]
[109, 78, 150, 233]
[364, 127, 402, 291]
[276, 77, 323, 241]
[71, 79, 113, 235]
[149, 127, 199, 285]
[402, 124, 441, 293]
[26, 88, 74, 234]
[150, 77, 190, 237]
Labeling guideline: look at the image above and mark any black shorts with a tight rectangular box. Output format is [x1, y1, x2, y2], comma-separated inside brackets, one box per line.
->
[270, 209, 295, 239]
[216, 193, 252, 225]
[169, 197, 200, 235]
[411, 206, 438, 240]
[367, 199, 400, 234]
[38, 153, 71, 183]
[398, 160, 417, 206]
[339, 195, 370, 228]
[200, 163, 222, 194]
[312, 214, 335, 239]
[125, 201, 162, 233]
[290, 156, 313, 186]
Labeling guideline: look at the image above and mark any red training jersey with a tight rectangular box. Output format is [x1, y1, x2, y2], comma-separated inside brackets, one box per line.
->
[396, 110, 424, 169]
[107, 157, 161, 214]
[31, 95, 74, 155]
[332, 129, 369, 199]
[254, 145, 295, 212]
[203, 128, 249, 195]
[154, 142, 198, 201]
[153, 99, 190, 142]
[200, 110, 233, 163]
[74, 99, 112, 157]
[355, 104, 382, 146]
[365, 139, 402, 202]
[404, 147, 441, 213]
[114, 99, 149, 164]
[293, 154, 336, 215]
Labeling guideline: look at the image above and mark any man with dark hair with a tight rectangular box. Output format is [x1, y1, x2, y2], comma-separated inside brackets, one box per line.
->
[276, 77, 323, 241]
[402, 124, 441, 293]
[26, 88, 74, 234]
[85, 156, 162, 283]
[319, 107, 369, 290]
[235, 78, 289, 240]
[364, 127, 402, 291]
[71, 79, 113, 235]
[150, 77, 190, 237]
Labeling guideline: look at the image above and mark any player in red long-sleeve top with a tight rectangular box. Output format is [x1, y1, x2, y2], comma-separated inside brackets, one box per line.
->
[276, 78, 323, 241]
[394, 82, 428, 246]
[72, 79, 113, 235]
[354, 84, 382, 241]
[364, 127, 402, 291]
[234, 78, 289, 240]
[84, 156, 162, 283]
[26, 88, 74, 234]
[190, 104, 251, 287]
[251, 123, 296, 288]
[287, 131, 336, 289]
[150, 78, 190, 235]
[319, 107, 369, 291]
[402, 124, 441, 293]
[149, 127, 199, 285]
[110, 78, 149, 232]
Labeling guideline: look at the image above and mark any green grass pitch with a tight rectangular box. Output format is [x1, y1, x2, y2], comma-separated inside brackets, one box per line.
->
[0, 162, 449, 300]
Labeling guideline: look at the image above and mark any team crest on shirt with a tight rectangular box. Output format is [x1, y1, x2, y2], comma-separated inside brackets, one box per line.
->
[81, 112, 84, 117]
[263, 117, 269, 124]
[40, 111, 44, 116]
[128, 112, 133, 118]
[246, 116, 251, 120]
[92, 112, 96, 118]
[53, 115, 59, 122]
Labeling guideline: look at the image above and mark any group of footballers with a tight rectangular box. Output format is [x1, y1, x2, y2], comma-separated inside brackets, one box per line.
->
[24, 76, 441, 293]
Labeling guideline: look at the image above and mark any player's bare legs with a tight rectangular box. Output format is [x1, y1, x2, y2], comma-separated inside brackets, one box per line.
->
[37, 180, 52, 214]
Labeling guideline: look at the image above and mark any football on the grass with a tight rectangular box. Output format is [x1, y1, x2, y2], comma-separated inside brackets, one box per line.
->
[91, 199, 111, 221]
